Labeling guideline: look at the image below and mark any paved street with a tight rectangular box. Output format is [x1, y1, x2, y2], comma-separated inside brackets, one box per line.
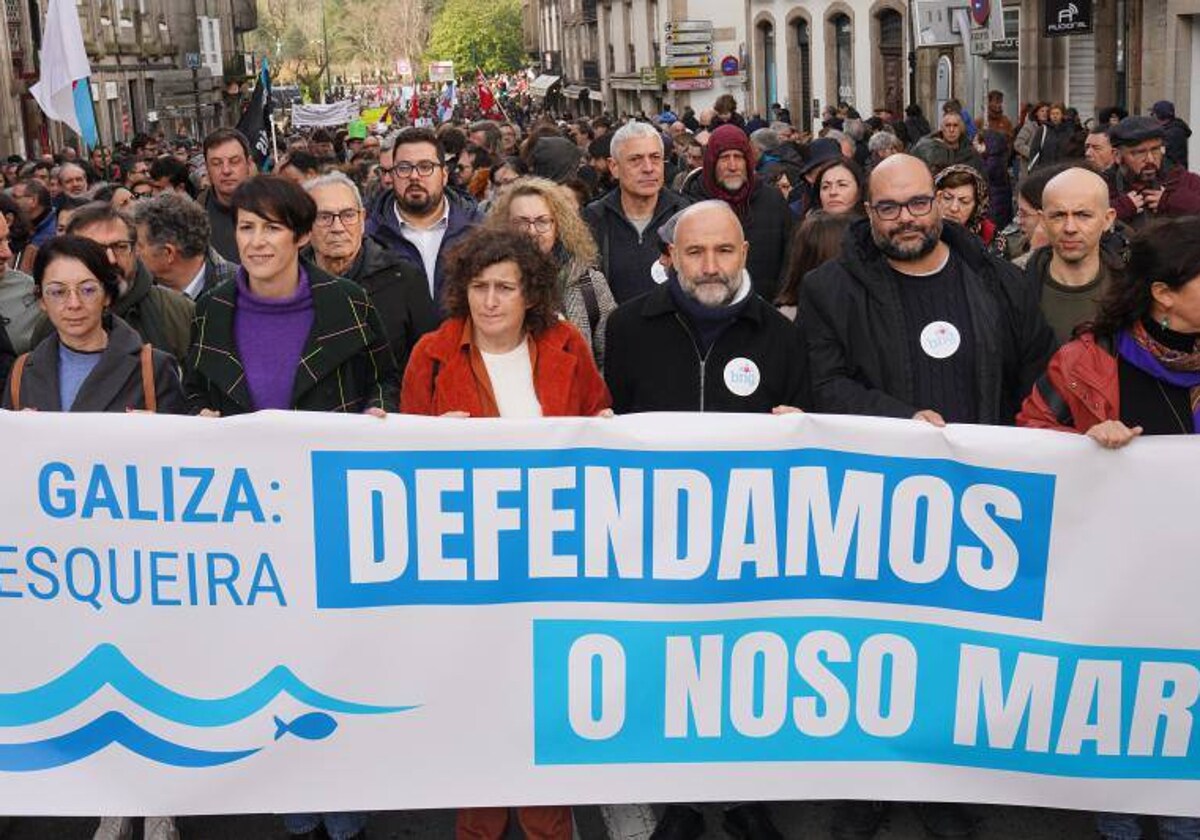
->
[0, 803, 1102, 839]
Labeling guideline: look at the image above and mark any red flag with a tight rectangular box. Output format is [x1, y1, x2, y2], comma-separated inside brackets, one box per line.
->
[477, 68, 498, 117]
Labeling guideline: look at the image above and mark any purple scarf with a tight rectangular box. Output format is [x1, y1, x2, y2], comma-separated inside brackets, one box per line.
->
[1117, 321, 1200, 432]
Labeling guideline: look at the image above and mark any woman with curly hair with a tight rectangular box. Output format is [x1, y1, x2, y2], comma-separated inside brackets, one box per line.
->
[485, 176, 617, 368]
[935, 164, 1007, 253]
[401, 225, 610, 423]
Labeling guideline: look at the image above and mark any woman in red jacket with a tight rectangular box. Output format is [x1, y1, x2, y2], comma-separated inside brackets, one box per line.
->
[1018, 216, 1200, 452]
[401, 226, 610, 421]
[401, 227, 607, 840]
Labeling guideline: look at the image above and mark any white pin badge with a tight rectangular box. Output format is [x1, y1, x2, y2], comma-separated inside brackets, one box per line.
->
[919, 321, 962, 359]
[723, 357, 761, 397]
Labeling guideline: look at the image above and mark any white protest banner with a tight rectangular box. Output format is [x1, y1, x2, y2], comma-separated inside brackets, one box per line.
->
[0, 410, 1197, 817]
[289, 100, 360, 127]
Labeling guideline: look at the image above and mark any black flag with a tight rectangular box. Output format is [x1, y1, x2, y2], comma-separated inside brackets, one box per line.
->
[237, 57, 273, 170]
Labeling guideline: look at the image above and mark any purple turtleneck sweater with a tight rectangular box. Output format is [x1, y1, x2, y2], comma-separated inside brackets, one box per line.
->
[233, 268, 315, 410]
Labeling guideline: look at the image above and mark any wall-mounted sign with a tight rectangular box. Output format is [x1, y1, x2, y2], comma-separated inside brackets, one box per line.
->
[720, 55, 740, 75]
[1043, 0, 1091, 36]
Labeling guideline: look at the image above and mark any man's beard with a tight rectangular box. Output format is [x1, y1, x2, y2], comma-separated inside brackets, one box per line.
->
[682, 269, 742, 307]
[718, 174, 746, 192]
[399, 185, 441, 215]
[873, 219, 942, 261]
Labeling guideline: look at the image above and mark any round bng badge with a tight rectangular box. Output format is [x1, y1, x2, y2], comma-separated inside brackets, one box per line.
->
[724, 357, 761, 397]
[919, 321, 962, 359]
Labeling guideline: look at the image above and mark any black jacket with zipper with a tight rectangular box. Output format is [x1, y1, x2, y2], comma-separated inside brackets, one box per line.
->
[801, 218, 1057, 424]
[603, 282, 810, 414]
[582, 187, 691, 305]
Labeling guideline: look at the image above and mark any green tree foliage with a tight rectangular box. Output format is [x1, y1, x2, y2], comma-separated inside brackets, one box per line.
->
[426, 0, 524, 74]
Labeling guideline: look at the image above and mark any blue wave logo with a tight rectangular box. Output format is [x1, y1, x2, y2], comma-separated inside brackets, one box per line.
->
[0, 644, 417, 771]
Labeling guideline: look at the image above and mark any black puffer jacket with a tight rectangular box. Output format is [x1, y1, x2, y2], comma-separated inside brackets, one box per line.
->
[800, 219, 1057, 424]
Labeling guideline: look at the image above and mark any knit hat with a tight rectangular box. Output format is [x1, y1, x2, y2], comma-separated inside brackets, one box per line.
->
[702, 124, 757, 218]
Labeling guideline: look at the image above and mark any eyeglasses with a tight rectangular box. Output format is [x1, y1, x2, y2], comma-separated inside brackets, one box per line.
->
[42, 282, 104, 304]
[868, 195, 935, 220]
[132, 191, 153, 200]
[513, 216, 554, 234]
[1124, 145, 1164, 161]
[314, 209, 361, 228]
[390, 161, 442, 177]
[98, 240, 135, 256]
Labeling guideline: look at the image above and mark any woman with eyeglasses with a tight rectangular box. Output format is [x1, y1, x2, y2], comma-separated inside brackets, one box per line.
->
[485, 177, 618, 369]
[184, 174, 398, 419]
[3, 235, 184, 414]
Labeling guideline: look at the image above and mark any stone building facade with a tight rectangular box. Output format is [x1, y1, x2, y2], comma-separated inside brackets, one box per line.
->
[0, 0, 256, 156]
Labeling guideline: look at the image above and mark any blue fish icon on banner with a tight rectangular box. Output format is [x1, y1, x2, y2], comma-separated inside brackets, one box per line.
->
[274, 712, 337, 742]
[0, 645, 418, 772]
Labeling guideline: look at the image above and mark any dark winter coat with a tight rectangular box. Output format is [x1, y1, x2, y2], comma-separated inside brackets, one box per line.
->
[800, 218, 1057, 425]
[1162, 117, 1192, 170]
[603, 282, 810, 414]
[5, 315, 185, 413]
[302, 237, 438, 377]
[183, 264, 399, 415]
[582, 187, 691, 305]
[364, 189, 483, 307]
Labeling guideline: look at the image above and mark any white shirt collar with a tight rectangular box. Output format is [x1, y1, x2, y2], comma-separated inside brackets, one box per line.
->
[394, 196, 450, 231]
[182, 260, 208, 300]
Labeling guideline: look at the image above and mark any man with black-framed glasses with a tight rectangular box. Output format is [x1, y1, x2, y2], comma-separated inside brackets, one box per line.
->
[802, 153, 1055, 436]
[365, 126, 482, 309]
[1109, 116, 1200, 227]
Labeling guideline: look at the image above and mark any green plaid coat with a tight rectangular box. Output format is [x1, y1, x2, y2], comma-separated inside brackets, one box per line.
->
[183, 265, 399, 415]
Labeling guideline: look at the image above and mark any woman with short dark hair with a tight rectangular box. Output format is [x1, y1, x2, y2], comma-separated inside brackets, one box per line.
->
[4, 235, 183, 413]
[184, 175, 399, 418]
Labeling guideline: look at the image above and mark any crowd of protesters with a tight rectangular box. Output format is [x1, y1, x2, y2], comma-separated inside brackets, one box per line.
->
[0, 84, 1198, 840]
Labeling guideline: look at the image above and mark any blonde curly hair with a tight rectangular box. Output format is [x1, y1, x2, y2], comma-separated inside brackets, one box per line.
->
[485, 176, 599, 269]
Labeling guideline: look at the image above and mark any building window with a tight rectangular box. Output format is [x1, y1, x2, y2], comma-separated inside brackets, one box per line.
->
[758, 21, 776, 111]
[794, 19, 811, 128]
[832, 13, 853, 106]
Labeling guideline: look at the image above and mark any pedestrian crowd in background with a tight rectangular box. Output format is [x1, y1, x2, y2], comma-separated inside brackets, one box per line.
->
[1, 83, 1199, 840]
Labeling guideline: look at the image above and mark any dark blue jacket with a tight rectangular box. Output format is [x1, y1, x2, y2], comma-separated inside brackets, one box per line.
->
[365, 189, 482, 308]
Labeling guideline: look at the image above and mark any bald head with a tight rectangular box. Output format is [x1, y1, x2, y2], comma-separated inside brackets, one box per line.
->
[868, 154, 935, 203]
[1042, 167, 1110, 211]
[670, 200, 749, 307]
[1040, 167, 1116, 266]
[674, 200, 745, 247]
